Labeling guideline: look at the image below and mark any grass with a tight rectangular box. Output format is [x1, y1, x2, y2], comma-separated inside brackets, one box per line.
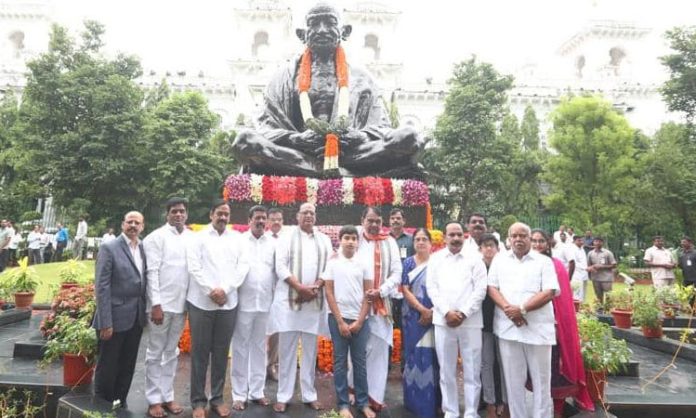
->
[1, 260, 95, 304]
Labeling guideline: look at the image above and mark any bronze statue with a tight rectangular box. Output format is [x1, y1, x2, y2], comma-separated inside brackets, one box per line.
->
[232, 2, 425, 178]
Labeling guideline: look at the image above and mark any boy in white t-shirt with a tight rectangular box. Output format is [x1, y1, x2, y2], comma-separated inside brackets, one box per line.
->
[323, 225, 376, 418]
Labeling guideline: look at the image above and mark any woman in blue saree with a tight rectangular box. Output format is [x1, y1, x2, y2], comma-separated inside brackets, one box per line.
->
[401, 228, 441, 418]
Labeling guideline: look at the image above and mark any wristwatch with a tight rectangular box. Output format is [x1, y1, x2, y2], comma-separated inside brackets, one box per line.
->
[520, 304, 527, 316]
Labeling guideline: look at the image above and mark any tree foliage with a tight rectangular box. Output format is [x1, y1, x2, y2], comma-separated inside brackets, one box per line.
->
[521, 105, 540, 150]
[543, 95, 637, 235]
[424, 57, 514, 222]
[661, 26, 696, 123]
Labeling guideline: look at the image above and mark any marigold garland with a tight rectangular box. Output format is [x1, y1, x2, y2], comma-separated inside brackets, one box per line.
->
[178, 318, 191, 353]
[316, 336, 334, 373]
[426, 202, 433, 230]
[391, 328, 402, 364]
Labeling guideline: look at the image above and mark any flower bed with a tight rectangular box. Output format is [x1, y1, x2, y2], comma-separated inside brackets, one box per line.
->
[223, 175, 430, 208]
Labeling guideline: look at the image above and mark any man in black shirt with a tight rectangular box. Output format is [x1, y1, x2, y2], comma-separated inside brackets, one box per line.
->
[679, 236, 696, 286]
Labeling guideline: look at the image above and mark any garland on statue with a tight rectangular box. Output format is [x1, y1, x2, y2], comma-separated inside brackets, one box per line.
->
[298, 45, 349, 171]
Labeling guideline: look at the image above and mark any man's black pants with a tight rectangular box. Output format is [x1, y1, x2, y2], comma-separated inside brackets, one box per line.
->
[94, 323, 143, 405]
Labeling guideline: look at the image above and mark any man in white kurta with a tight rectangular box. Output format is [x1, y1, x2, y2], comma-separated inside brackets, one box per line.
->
[427, 221, 488, 418]
[144, 198, 191, 418]
[187, 200, 249, 418]
[265, 207, 285, 382]
[269, 203, 333, 413]
[487, 222, 559, 418]
[462, 213, 487, 259]
[231, 206, 276, 410]
[571, 235, 589, 302]
[358, 206, 402, 408]
[644, 236, 677, 287]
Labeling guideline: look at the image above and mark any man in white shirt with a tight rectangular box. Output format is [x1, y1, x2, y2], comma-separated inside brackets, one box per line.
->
[102, 228, 116, 245]
[487, 222, 559, 418]
[571, 235, 589, 302]
[265, 207, 284, 382]
[359, 206, 402, 410]
[553, 225, 567, 244]
[463, 213, 487, 258]
[143, 197, 191, 418]
[187, 199, 249, 418]
[644, 236, 677, 287]
[27, 224, 42, 265]
[74, 216, 89, 260]
[39, 226, 51, 263]
[427, 221, 488, 418]
[269, 203, 332, 413]
[552, 232, 575, 278]
[231, 205, 276, 410]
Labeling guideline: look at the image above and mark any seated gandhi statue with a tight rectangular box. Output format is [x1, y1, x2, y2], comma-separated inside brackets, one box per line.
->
[232, 2, 425, 178]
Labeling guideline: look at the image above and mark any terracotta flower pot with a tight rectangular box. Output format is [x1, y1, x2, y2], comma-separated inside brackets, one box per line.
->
[63, 353, 94, 386]
[60, 283, 81, 290]
[641, 325, 663, 339]
[13, 292, 35, 309]
[585, 368, 606, 403]
[610, 309, 633, 329]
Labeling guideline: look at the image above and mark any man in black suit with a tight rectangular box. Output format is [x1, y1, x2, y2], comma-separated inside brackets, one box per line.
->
[93, 211, 147, 407]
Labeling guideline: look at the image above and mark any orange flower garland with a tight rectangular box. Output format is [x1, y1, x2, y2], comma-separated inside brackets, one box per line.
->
[391, 328, 402, 364]
[178, 318, 191, 353]
[297, 45, 349, 171]
[317, 336, 334, 373]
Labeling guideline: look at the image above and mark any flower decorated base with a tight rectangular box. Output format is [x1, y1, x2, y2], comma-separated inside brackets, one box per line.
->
[223, 174, 431, 227]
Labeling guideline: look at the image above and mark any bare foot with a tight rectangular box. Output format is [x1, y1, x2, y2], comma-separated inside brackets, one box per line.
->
[362, 406, 376, 418]
[192, 407, 206, 418]
[231, 400, 245, 411]
[273, 402, 287, 413]
[162, 401, 184, 415]
[210, 404, 230, 417]
[339, 408, 354, 418]
[147, 404, 167, 418]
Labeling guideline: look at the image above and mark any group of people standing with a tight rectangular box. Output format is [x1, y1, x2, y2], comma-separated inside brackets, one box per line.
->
[91, 198, 596, 418]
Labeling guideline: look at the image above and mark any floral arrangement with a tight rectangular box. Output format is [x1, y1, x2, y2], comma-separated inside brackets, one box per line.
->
[178, 318, 191, 353]
[391, 328, 402, 364]
[223, 175, 430, 208]
[317, 336, 334, 373]
[40, 285, 95, 339]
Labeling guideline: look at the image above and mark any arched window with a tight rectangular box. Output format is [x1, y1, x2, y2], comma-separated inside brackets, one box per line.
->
[575, 55, 585, 78]
[8, 31, 25, 57]
[609, 47, 626, 75]
[364, 33, 380, 61]
[252, 31, 269, 57]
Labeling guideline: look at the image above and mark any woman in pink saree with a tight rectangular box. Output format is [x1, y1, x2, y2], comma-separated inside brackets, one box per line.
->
[531, 229, 594, 417]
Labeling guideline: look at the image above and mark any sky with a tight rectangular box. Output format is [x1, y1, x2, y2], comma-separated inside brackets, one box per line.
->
[38, 0, 696, 84]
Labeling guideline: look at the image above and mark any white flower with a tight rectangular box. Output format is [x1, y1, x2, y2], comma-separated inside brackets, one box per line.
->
[391, 179, 404, 206]
[306, 178, 319, 205]
[250, 174, 263, 203]
[342, 177, 354, 205]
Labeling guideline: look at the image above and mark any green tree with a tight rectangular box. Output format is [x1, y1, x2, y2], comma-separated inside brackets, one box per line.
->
[543, 95, 637, 234]
[424, 57, 514, 221]
[17, 22, 145, 225]
[139, 91, 231, 226]
[661, 26, 696, 123]
[635, 122, 696, 237]
[520, 105, 540, 150]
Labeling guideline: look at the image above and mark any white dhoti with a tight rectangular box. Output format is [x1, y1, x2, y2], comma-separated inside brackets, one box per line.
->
[231, 311, 269, 401]
[277, 331, 318, 403]
[434, 324, 482, 418]
[498, 338, 552, 418]
[145, 312, 186, 405]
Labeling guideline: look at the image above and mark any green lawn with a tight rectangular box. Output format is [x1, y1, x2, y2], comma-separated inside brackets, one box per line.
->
[1, 260, 95, 304]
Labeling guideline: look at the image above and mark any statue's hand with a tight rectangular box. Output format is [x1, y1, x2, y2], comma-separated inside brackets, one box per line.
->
[291, 130, 324, 153]
[332, 115, 350, 133]
[340, 130, 369, 153]
[305, 118, 331, 136]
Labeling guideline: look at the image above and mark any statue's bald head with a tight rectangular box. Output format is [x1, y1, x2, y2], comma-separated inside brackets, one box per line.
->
[305, 2, 340, 24]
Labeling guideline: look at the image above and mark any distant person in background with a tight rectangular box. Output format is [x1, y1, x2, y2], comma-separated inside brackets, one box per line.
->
[582, 230, 594, 254]
[74, 216, 89, 260]
[0, 219, 12, 272]
[27, 224, 42, 265]
[553, 225, 567, 244]
[571, 235, 589, 302]
[679, 236, 696, 307]
[8, 224, 20, 266]
[102, 228, 116, 245]
[39, 226, 50, 263]
[644, 236, 677, 287]
[54, 223, 69, 262]
[587, 237, 617, 306]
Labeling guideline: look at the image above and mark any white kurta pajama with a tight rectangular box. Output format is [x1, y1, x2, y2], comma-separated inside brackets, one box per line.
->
[268, 226, 332, 404]
[427, 248, 488, 418]
[349, 230, 402, 404]
[487, 251, 559, 418]
[231, 231, 277, 402]
[143, 224, 192, 405]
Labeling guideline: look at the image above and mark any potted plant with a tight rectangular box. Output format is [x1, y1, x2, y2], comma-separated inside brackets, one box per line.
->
[633, 287, 663, 338]
[577, 313, 632, 403]
[5, 257, 39, 308]
[675, 283, 696, 315]
[58, 259, 87, 289]
[656, 285, 680, 318]
[42, 314, 97, 386]
[607, 287, 633, 329]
